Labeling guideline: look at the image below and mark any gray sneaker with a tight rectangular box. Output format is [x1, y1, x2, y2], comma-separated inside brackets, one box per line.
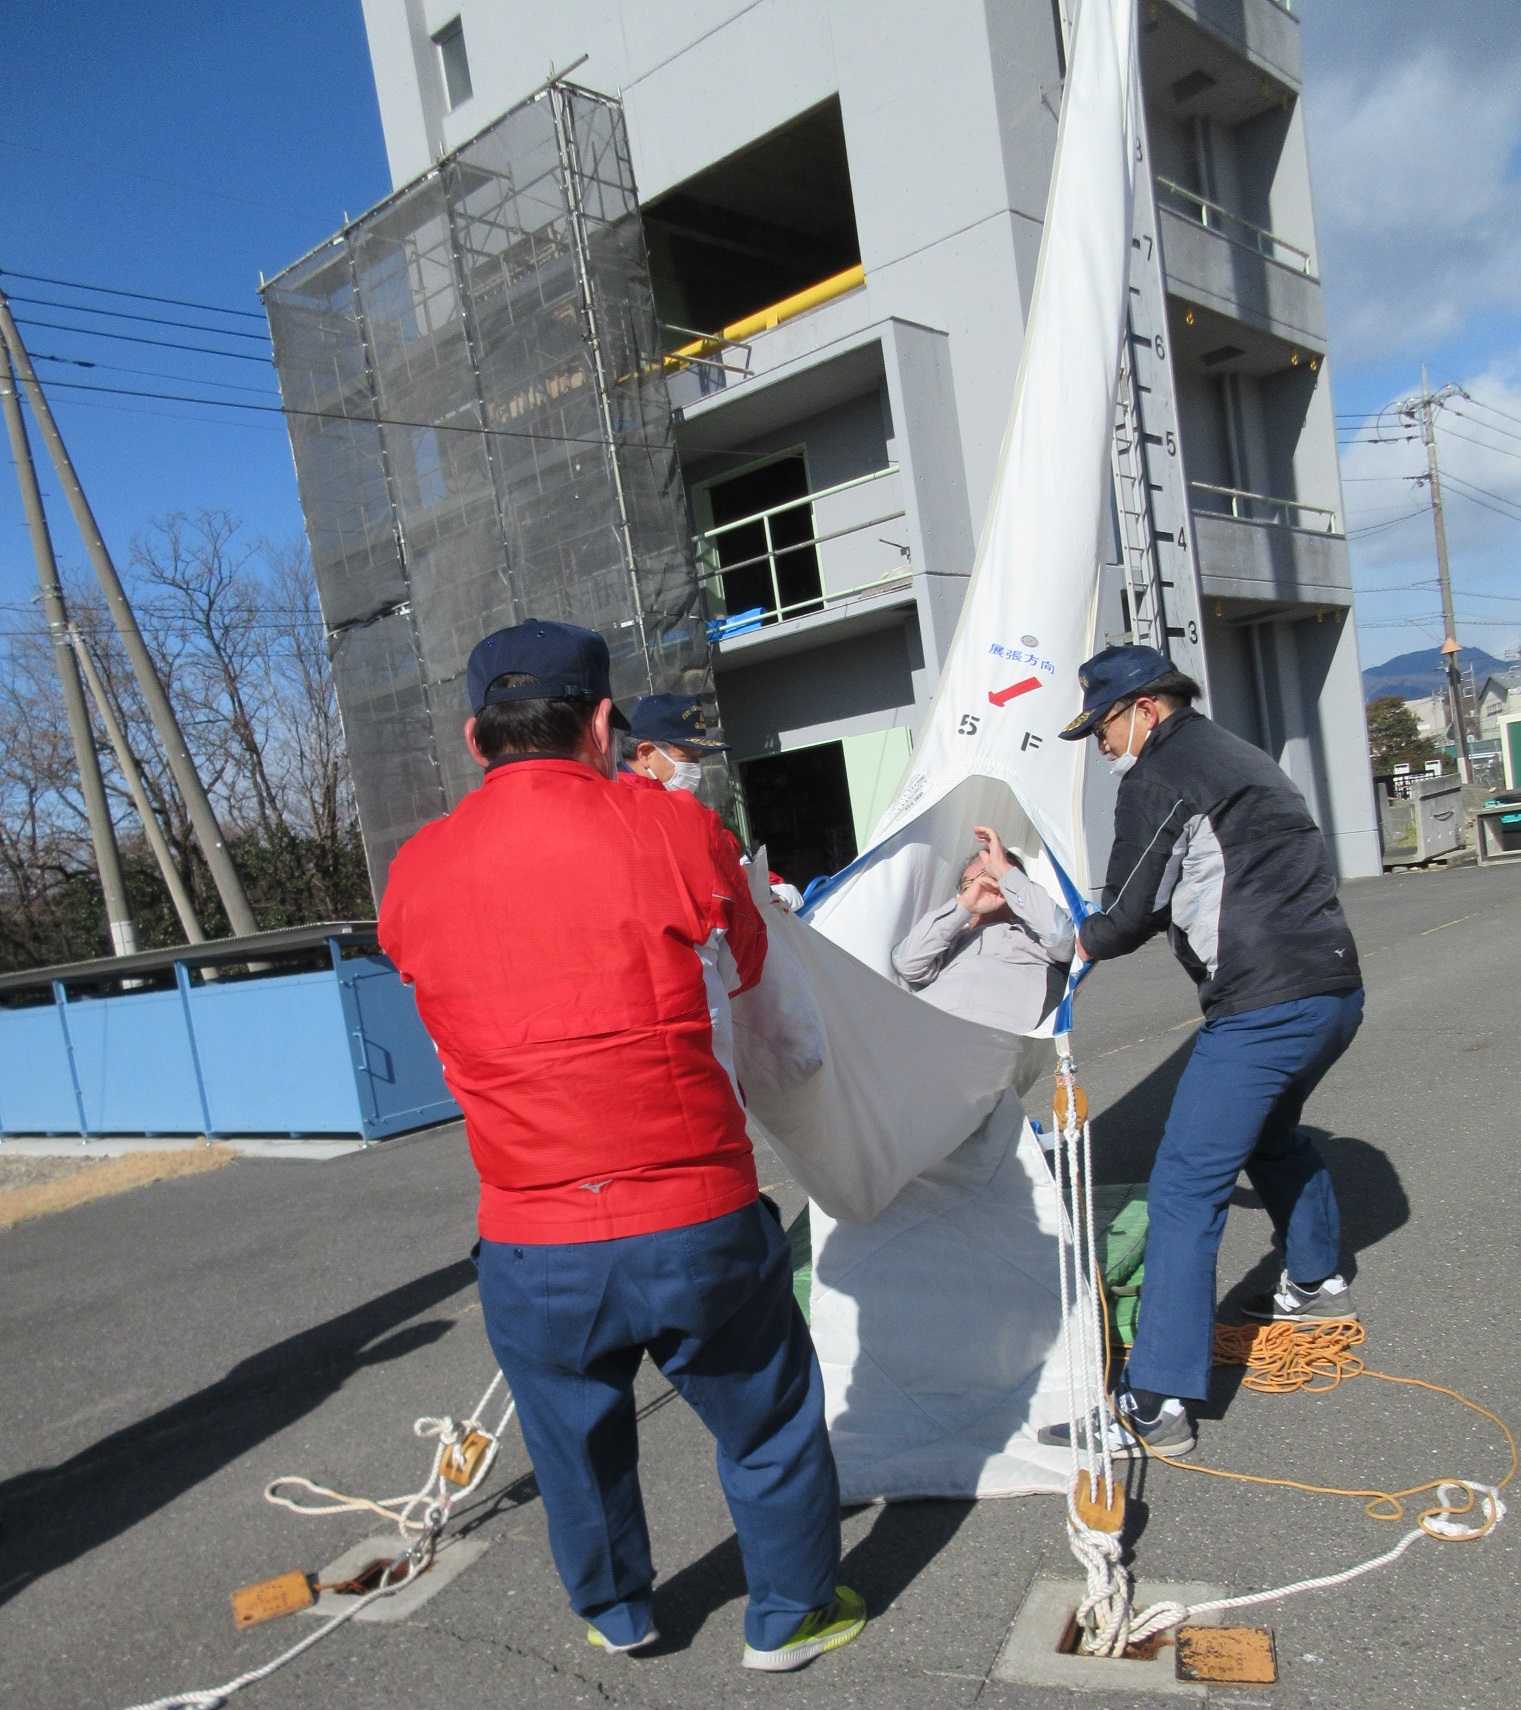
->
[1241, 1269, 1357, 1323]
[1037, 1394, 1196, 1459]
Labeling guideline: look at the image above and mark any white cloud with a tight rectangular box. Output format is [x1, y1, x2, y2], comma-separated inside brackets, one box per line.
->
[1342, 349, 1521, 661]
[1306, 43, 1521, 361]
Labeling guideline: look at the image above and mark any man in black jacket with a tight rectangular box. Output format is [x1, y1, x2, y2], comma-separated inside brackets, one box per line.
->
[1054, 644, 1363, 1458]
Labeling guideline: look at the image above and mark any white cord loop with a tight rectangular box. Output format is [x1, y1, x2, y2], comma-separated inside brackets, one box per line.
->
[116, 1373, 516, 1710]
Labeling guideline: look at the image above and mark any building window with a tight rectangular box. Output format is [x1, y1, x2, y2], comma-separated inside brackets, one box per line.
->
[699, 453, 823, 628]
[433, 17, 473, 111]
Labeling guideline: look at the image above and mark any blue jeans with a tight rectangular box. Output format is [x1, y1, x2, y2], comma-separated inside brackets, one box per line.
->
[1126, 989, 1364, 1402]
[475, 1201, 840, 1650]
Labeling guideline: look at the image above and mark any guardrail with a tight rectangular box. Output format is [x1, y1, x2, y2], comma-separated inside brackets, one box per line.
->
[663, 264, 866, 375]
[1190, 480, 1338, 533]
[1155, 177, 1316, 276]
[697, 465, 911, 638]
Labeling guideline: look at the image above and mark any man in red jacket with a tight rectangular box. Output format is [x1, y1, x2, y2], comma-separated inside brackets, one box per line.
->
[379, 620, 862, 1673]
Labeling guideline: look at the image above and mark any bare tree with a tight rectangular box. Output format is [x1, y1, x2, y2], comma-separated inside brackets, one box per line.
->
[0, 510, 369, 968]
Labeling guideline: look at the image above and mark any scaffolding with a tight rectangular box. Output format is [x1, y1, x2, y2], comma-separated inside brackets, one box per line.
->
[264, 82, 722, 895]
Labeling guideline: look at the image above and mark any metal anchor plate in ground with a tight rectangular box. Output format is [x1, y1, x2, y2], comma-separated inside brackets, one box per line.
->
[303, 1533, 491, 1624]
[992, 1579, 1228, 1698]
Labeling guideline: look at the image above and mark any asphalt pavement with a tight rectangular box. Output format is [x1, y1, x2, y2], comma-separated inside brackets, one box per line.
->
[2, 861, 1518, 1709]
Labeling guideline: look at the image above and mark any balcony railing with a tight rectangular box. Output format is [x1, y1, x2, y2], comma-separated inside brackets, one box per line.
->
[1191, 480, 1338, 533]
[697, 465, 912, 642]
[1156, 177, 1316, 276]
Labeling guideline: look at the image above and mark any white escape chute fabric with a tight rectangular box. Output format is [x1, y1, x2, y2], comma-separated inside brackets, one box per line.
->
[812, 1098, 1078, 1503]
[807, 0, 1139, 962]
[784, 0, 1138, 1501]
[732, 857, 1047, 1223]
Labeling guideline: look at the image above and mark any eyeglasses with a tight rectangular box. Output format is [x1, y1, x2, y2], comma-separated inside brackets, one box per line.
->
[1092, 701, 1136, 743]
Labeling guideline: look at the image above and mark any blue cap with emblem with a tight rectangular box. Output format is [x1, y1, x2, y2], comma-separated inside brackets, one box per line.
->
[1058, 643, 1174, 740]
[467, 619, 630, 728]
[628, 694, 730, 751]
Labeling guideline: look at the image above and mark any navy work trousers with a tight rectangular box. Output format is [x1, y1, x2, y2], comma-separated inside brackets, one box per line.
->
[1126, 989, 1364, 1402]
[475, 1200, 840, 1650]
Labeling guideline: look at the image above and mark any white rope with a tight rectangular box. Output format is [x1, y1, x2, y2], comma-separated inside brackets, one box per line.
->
[1123, 1482, 1507, 1643]
[115, 1545, 426, 1710]
[264, 1373, 515, 1537]
[115, 1371, 516, 1710]
[1049, 1037, 1134, 1656]
[1048, 1037, 1509, 1657]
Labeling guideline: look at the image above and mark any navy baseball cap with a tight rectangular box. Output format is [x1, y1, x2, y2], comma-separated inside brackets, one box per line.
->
[1058, 644, 1174, 740]
[628, 694, 730, 751]
[467, 619, 630, 727]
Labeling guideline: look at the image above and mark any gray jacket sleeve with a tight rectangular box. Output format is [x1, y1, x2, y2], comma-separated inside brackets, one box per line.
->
[891, 899, 974, 986]
[998, 871, 1077, 959]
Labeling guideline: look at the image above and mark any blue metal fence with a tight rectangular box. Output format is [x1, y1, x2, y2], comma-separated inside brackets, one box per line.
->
[0, 923, 459, 1143]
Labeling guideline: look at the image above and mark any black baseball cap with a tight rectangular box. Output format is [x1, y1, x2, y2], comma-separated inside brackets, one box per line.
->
[628, 694, 730, 751]
[1058, 644, 1173, 740]
[467, 619, 630, 728]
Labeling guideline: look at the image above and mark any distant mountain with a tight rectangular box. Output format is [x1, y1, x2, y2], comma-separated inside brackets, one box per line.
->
[1363, 645, 1511, 704]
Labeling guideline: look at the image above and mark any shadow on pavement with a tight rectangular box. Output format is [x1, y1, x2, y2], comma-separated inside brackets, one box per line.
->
[650, 1497, 973, 1650]
[1220, 1128, 1410, 1314]
[0, 1257, 477, 1607]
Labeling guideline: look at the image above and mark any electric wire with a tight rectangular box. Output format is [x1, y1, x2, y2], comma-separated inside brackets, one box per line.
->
[6, 370, 671, 455]
[30, 350, 281, 398]
[11, 317, 275, 364]
[0, 265, 267, 320]
[2, 293, 271, 343]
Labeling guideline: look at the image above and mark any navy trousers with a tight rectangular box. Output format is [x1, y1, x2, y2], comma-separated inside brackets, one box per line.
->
[1126, 989, 1364, 1402]
[475, 1200, 840, 1650]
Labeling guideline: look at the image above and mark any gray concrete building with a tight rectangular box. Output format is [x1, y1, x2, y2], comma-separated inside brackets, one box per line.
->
[340, 0, 1378, 887]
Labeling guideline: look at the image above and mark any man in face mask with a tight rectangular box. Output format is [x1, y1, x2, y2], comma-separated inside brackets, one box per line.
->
[1047, 644, 1364, 1463]
[619, 694, 729, 793]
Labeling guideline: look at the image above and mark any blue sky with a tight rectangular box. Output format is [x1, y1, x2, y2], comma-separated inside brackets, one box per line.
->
[1300, 0, 1521, 667]
[1, 2, 1516, 670]
[0, 1, 390, 636]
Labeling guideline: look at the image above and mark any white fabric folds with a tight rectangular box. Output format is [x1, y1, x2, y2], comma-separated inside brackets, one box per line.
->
[733, 0, 1140, 1502]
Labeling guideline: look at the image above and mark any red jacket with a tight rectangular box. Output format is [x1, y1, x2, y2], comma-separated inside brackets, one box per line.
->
[379, 758, 767, 1243]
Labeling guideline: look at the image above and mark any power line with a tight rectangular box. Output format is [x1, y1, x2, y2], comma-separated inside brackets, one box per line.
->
[1, 292, 271, 343]
[5, 370, 668, 455]
[1447, 405, 1521, 448]
[1459, 392, 1521, 434]
[31, 350, 280, 398]
[1433, 424, 1521, 464]
[11, 316, 274, 364]
[0, 266, 267, 321]
[1347, 510, 1428, 539]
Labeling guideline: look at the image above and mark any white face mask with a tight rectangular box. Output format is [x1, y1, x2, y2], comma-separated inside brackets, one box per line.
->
[661, 749, 703, 793]
[1102, 707, 1140, 778]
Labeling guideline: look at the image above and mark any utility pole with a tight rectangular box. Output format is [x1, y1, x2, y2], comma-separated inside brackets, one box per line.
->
[0, 285, 259, 936]
[0, 345, 140, 955]
[1419, 361, 1471, 782]
[69, 624, 206, 945]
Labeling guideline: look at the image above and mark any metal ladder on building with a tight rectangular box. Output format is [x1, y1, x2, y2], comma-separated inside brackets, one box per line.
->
[1109, 101, 1210, 699]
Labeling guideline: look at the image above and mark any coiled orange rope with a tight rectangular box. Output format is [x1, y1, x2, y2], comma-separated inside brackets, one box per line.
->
[1166, 1316, 1520, 1533]
[1095, 1263, 1516, 1535]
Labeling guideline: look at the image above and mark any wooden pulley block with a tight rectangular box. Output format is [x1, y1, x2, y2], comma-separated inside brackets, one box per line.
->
[1073, 1468, 1125, 1533]
[1053, 1079, 1089, 1130]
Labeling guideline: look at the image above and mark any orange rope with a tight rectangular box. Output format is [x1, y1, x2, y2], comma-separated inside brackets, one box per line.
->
[1096, 1269, 1515, 1534]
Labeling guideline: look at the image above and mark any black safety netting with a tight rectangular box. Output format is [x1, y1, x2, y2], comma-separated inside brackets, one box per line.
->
[264, 83, 725, 898]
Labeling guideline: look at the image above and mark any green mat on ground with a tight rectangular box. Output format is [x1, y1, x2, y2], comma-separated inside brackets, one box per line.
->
[783, 1185, 1149, 1337]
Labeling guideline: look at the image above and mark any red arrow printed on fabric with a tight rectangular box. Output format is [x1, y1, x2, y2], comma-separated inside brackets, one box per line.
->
[988, 676, 1042, 707]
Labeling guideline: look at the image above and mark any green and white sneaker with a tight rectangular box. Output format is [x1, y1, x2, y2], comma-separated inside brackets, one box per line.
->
[742, 1586, 866, 1672]
[587, 1623, 658, 1656]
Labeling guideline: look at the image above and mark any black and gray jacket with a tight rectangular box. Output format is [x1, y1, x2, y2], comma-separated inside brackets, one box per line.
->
[1077, 708, 1361, 1019]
